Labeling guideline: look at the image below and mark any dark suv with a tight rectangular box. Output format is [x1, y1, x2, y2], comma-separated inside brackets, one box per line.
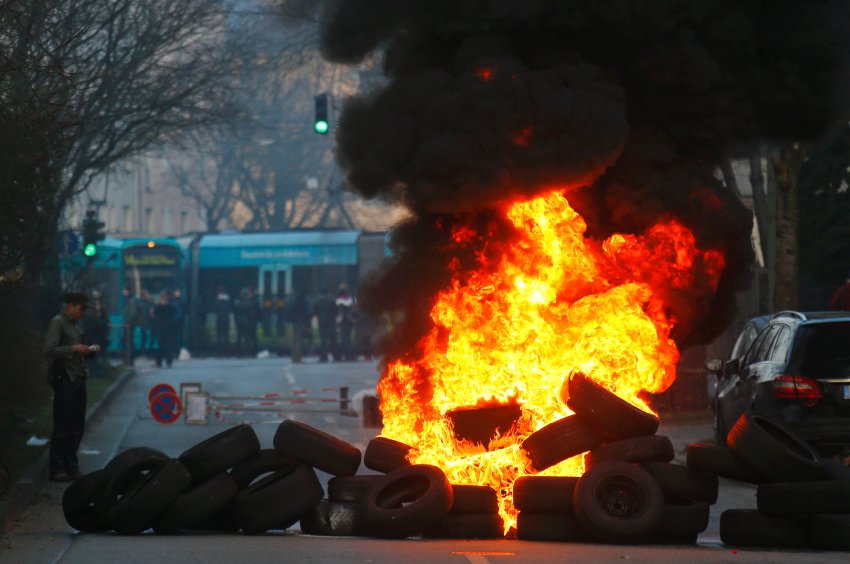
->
[708, 311, 850, 454]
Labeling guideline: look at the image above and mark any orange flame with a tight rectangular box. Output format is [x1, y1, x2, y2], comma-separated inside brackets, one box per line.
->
[377, 191, 724, 531]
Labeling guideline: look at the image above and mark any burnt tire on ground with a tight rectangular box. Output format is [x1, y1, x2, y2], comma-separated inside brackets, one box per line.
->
[757, 481, 850, 515]
[586, 435, 674, 468]
[516, 511, 586, 542]
[641, 462, 719, 504]
[685, 443, 761, 483]
[363, 437, 412, 473]
[62, 470, 111, 533]
[229, 449, 298, 489]
[328, 475, 384, 503]
[726, 413, 821, 483]
[424, 513, 504, 539]
[273, 420, 361, 477]
[811, 514, 850, 551]
[233, 464, 324, 534]
[565, 372, 659, 439]
[719, 509, 811, 549]
[95, 447, 169, 518]
[108, 459, 193, 535]
[521, 415, 606, 472]
[449, 485, 499, 514]
[153, 472, 240, 534]
[359, 464, 453, 539]
[299, 500, 364, 536]
[512, 476, 578, 513]
[572, 461, 664, 544]
[178, 424, 261, 485]
[655, 502, 710, 538]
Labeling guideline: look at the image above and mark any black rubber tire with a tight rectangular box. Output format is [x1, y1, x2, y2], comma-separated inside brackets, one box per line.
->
[62, 470, 111, 533]
[108, 458, 193, 535]
[727, 412, 822, 483]
[424, 513, 504, 539]
[655, 502, 710, 538]
[685, 443, 761, 483]
[719, 509, 811, 549]
[273, 420, 362, 477]
[95, 447, 169, 518]
[819, 457, 850, 481]
[359, 464, 453, 539]
[516, 511, 586, 542]
[521, 415, 606, 472]
[233, 464, 324, 534]
[757, 481, 850, 515]
[449, 485, 499, 514]
[586, 435, 675, 468]
[641, 462, 719, 504]
[153, 472, 240, 534]
[299, 500, 364, 536]
[572, 460, 664, 544]
[229, 449, 299, 489]
[811, 514, 850, 551]
[178, 424, 261, 485]
[565, 372, 659, 439]
[363, 437, 412, 473]
[328, 475, 384, 502]
[512, 476, 578, 513]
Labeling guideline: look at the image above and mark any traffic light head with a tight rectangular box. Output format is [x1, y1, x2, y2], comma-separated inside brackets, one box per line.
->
[82, 210, 105, 257]
[314, 93, 329, 134]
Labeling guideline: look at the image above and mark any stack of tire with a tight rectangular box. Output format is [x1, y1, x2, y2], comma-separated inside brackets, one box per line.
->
[515, 372, 716, 544]
[303, 436, 504, 539]
[688, 411, 850, 551]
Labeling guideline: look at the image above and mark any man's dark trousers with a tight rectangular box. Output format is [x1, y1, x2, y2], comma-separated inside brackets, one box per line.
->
[49, 377, 87, 475]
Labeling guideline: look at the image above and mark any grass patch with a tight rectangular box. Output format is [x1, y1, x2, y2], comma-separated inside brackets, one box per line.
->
[0, 364, 125, 499]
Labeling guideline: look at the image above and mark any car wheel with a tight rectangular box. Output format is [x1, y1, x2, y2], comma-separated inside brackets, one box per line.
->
[572, 461, 664, 544]
[359, 464, 453, 539]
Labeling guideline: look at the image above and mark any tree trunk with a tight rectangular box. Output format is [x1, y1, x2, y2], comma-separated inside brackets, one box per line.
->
[770, 145, 805, 311]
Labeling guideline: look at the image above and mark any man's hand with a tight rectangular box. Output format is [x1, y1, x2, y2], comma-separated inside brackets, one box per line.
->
[72, 344, 96, 355]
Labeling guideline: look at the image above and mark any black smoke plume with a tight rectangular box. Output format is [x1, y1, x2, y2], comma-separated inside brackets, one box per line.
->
[319, 0, 850, 360]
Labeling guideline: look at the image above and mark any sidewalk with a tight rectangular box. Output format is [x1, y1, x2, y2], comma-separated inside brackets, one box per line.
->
[0, 359, 153, 532]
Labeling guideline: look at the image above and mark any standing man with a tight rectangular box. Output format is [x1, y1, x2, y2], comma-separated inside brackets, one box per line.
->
[43, 293, 100, 482]
[214, 286, 232, 354]
[288, 290, 311, 363]
[153, 291, 177, 368]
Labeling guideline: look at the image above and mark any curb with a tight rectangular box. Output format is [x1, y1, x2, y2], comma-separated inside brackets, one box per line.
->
[0, 366, 135, 532]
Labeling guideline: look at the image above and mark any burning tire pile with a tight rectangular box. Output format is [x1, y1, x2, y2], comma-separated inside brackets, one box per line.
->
[61, 372, 849, 549]
[699, 411, 850, 552]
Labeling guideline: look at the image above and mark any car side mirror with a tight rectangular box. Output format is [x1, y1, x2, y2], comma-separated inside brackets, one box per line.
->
[705, 358, 724, 374]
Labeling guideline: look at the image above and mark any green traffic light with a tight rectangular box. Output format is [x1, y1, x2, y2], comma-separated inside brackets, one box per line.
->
[83, 243, 97, 257]
[314, 120, 329, 134]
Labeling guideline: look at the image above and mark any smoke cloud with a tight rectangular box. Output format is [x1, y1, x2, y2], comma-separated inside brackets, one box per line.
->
[319, 0, 850, 356]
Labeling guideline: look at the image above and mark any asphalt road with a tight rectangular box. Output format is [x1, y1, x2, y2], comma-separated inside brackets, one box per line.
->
[0, 355, 846, 563]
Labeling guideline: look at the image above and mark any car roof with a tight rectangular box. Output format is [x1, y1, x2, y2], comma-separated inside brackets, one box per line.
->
[771, 311, 850, 324]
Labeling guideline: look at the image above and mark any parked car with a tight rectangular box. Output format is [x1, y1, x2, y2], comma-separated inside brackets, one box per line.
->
[707, 311, 850, 455]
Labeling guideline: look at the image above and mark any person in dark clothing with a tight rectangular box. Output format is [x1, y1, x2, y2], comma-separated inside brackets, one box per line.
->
[235, 287, 260, 356]
[171, 288, 186, 351]
[139, 290, 154, 355]
[336, 284, 355, 361]
[43, 293, 100, 482]
[214, 287, 232, 353]
[313, 288, 337, 362]
[153, 291, 177, 368]
[84, 294, 111, 377]
[829, 274, 850, 310]
[289, 290, 311, 363]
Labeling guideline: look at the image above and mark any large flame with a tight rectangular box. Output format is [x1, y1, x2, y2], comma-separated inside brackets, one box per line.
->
[377, 191, 724, 531]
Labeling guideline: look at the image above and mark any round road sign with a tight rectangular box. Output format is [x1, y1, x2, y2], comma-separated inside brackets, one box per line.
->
[150, 391, 182, 424]
[148, 383, 177, 404]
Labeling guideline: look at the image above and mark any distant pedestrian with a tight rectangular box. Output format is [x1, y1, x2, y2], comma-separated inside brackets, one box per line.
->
[336, 284, 355, 361]
[313, 288, 337, 362]
[43, 293, 100, 482]
[829, 273, 850, 310]
[214, 287, 232, 353]
[122, 288, 140, 359]
[138, 290, 154, 355]
[288, 290, 311, 363]
[171, 288, 186, 351]
[153, 291, 177, 368]
[235, 287, 260, 356]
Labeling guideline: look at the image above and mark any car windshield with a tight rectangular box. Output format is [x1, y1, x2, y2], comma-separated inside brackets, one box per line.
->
[792, 322, 850, 379]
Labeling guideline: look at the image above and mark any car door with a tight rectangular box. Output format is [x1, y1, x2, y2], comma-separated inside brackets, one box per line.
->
[723, 325, 781, 425]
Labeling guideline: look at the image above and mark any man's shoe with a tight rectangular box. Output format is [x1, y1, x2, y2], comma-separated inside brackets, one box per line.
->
[69, 470, 85, 481]
[49, 471, 72, 482]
